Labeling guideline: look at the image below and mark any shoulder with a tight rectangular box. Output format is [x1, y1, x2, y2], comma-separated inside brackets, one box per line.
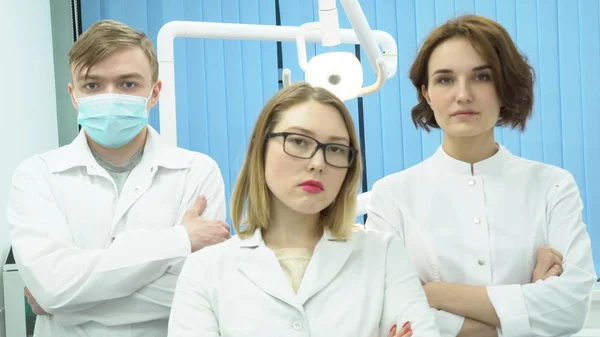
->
[351, 229, 399, 253]
[163, 146, 219, 169]
[158, 147, 223, 182]
[508, 155, 574, 188]
[12, 152, 57, 181]
[184, 236, 240, 270]
[372, 159, 432, 192]
[368, 160, 432, 206]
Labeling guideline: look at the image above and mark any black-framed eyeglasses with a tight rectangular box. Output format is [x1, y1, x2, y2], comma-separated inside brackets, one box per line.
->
[266, 132, 358, 168]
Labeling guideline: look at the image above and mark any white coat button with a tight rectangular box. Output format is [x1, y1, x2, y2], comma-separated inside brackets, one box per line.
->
[468, 179, 476, 186]
[134, 187, 140, 193]
[292, 321, 302, 330]
[478, 258, 486, 265]
[474, 217, 481, 224]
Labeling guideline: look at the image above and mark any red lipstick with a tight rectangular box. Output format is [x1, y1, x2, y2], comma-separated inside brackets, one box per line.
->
[299, 180, 324, 194]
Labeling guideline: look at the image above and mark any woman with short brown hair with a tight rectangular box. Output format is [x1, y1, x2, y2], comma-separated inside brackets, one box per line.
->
[367, 14, 596, 337]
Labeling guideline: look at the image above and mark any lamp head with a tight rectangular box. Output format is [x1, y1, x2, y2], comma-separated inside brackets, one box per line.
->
[305, 51, 363, 101]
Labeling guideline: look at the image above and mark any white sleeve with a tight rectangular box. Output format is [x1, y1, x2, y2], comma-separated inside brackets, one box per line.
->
[46, 156, 227, 324]
[181, 154, 227, 223]
[433, 309, 465, 337]
[380, 236, 441, 337]
[167, 253, 220, 337]
[6, 157, 192, 313]
[53, 267, 182, 326]
[486, 173, 597, 337]
[365, 179, 404, 239]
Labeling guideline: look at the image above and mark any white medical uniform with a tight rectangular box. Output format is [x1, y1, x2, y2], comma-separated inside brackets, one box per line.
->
[7, 127, 226, 337]
[366, 144, 597, 337]
[167, 228, 442, 337]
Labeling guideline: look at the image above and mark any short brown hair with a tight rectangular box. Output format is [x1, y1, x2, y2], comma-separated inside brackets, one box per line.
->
[409, 14, 534, 132]
[231, 83, 362, 240]
[68, 20, 159, 82]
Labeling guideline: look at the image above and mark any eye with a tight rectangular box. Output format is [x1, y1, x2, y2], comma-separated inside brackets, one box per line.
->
[475, 73, 491, 81]
[84, 83, 98, 90]
[121, 81, 137, 89]
[328, 146, 342, 153]
[287, 135, 309, 147]
[436, 77, 453, 84]
[327, 145, 349, 154]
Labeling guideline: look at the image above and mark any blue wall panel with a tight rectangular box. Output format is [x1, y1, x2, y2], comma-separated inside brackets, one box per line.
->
[81, 0, 599, 273]
[557, 1, 588, 240]
[578, 0, 600, 265]
[397, 0, 423, 170]
[537, 0, 563, 169]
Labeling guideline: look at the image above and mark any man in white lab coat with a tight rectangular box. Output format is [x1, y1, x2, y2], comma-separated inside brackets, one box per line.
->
[6, 20, 230, 337]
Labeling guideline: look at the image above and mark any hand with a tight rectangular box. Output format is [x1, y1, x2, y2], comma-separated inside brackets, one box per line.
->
[532, 245, 563, 282]
[182, 195, 230, 252]
[388, 321, 412, 337]
[24, 288, 49, 315]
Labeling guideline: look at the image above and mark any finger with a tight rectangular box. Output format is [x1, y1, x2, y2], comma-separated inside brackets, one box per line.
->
[222, 229, 231, 238]
[554, 264, 563, 276]
[535, 251, 555, 272]
[550, 253, 562, 266]
[190, 196, 207, 216]
[550, 248, 564, 261]
[219, 230, 231, 240]
[395, 322, 411, 337]
[544, 264, 562, 279]
[31, 305, 45, 315]
[387, 324, 397, 337]
[215, 221, 230, 233]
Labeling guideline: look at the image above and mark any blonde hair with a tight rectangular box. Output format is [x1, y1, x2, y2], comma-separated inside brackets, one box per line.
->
[68, 20, 159, 82]
[231, 83, 362, 240]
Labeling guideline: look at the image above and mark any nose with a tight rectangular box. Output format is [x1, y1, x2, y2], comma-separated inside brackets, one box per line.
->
[455, 78, 473, 103]
[308, 147, 326, 172]
[104, 85, 119, 94]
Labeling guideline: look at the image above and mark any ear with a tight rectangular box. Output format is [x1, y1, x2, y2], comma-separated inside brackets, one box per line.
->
[68, 83, 78, 111]
[147, 80, 162, 110]
[421, 84, 431, 104]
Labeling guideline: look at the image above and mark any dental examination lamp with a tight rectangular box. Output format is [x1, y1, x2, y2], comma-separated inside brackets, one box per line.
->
[282, 0, 394, 101]
[157, 0, 397, 146]
[157, 0, 397, 217]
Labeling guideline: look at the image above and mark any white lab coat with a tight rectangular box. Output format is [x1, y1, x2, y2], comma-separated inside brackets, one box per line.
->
[366, 145, 597, 337]
[167, 228, 442, 337]
[6, 127, 226, 337]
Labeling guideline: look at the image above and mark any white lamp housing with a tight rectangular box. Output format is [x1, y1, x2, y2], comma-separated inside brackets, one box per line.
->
[305, 51, 363, 101]
[288, 21, 387, 101]
[282, 0, 391, 101]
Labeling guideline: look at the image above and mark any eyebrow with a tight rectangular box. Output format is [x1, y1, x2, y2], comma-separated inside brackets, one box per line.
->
[285, 126, 350, 143]
[431, 65, 491, 76]
[76, 72, 145, 82]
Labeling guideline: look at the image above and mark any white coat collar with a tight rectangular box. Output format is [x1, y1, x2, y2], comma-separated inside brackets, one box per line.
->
[238, 227, 347, 249]
[45, 126, 192, 173]
[235, 227, 355, 309]
[431, 143, 512, 176]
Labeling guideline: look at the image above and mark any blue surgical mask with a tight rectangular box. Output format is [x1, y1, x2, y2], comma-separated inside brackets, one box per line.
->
[75, 90, 152, 148]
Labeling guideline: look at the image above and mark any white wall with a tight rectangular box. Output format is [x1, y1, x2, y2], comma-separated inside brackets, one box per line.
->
[0, 0, 59, 335]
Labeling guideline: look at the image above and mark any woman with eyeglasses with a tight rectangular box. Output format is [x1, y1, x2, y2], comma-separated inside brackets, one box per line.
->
[167, 83, 441, 337]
